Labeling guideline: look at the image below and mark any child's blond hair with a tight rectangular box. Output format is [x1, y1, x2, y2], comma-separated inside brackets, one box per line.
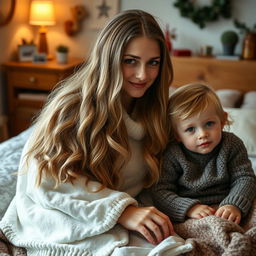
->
[168, 83, 231, 138]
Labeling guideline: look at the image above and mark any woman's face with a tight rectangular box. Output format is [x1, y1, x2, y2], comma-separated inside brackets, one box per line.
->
[121, 36, 161, 110]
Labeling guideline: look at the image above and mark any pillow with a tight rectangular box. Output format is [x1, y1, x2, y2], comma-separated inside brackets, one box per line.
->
[241, 91, 256, 109]
[216, 89, 242, 108]
[224, 108, 256, 156]
[169, 86, 176, 97]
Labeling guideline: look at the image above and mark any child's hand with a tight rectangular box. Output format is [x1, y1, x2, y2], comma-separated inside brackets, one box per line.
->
[187, 204, 215, 219]
[215, 204, 241, 224]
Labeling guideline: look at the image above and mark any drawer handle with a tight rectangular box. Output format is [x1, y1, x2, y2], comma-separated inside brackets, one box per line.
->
[29, 77, 36, 83]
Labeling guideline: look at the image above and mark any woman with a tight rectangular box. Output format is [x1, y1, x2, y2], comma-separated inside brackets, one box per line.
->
[0, 10, 190, 256]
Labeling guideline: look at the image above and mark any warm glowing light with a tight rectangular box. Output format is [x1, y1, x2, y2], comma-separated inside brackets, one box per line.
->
[29, 1, 56, 26]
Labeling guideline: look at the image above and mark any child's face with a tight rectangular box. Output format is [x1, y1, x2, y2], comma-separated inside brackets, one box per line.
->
[174, 105, 224, 154]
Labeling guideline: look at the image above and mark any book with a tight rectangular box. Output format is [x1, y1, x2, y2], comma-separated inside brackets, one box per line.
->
[215, 55, 241, 60]
[18, 93, 48, 101]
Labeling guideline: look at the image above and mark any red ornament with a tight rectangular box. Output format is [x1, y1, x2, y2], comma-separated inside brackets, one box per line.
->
[165, 25, 172, 52]
[165, 25, 176, 53]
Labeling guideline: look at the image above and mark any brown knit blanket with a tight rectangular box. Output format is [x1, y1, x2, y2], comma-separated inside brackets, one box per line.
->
[174, 200, 256, 256]
[0, 230, 26, 256]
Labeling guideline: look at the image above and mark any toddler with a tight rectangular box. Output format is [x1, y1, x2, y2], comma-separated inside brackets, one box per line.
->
[151, 83, 256, 224]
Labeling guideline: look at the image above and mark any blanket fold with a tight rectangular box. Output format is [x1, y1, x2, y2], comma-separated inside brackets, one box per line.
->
[174, 200, 256, 256]
[0, 230, 26, 256]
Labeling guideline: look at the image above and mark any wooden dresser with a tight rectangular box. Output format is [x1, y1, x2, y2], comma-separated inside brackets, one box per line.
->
[3, 58, 84, 136]
[171, 56, 256, 92]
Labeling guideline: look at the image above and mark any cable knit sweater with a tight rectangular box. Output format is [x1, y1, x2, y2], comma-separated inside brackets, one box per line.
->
[0, 111, 194, 256]
[151, 132, 256, 223]
[0, 113, 147, 256]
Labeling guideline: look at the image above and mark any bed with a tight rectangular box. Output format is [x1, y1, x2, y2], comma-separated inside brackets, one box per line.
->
[0, 127, 33, 219]
[0, 87, 255, 255]
[0, 94, 256, 256]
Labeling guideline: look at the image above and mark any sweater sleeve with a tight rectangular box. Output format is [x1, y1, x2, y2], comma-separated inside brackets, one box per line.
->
[219, 134, 256, 216]
[14, 142, 137, 244]
[150, 146, 200, 223]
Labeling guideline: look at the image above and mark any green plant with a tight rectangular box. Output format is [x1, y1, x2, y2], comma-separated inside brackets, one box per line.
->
[221, 30, 238, 45]
[173, 0, 232, 29]
[234, 19, 256, 34]
[56, 45, 69, 53]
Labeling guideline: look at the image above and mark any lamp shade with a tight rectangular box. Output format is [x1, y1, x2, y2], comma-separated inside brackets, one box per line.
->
[29, 0, 56, 26]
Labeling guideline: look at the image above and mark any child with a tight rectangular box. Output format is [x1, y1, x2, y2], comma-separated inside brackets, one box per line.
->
[151, 83, 256, 224]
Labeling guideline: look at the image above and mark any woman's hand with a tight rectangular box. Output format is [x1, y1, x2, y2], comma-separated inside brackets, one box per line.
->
[187, 204, 215, 219]
[215, 204, 241, 224]
[117, 205, 174, 245]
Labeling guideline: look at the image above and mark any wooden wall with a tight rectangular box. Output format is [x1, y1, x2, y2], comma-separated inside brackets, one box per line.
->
[171, 57, 256, 93]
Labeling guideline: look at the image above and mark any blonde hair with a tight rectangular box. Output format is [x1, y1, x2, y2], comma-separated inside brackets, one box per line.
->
[25, 10, 173, 189]
[168, 83, 230, 138]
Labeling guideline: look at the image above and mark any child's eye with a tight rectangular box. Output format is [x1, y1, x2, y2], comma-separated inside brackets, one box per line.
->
[148, 59, 160, 66]
[123, 58, 136, 65]
[185, 127, 195, 133]
[206, 121, 215, 127]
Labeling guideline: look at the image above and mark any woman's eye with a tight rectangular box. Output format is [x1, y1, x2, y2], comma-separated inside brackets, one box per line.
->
[185, 127, 194, 133]
[149, 60, 160, 66]
[123, 58, 136, 65]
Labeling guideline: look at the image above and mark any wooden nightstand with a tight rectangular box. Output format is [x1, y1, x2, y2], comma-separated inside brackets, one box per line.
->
[3, 58, 84, 137]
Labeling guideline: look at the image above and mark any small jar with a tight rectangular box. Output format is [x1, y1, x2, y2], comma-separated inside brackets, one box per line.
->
[242, 33, 256, 60]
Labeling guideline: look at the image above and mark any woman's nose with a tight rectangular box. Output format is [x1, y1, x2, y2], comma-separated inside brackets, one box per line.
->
[135, 65, 147, 81]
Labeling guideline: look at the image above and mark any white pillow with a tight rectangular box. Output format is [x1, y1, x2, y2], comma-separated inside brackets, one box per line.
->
[216, 89, 242, 108]
[241, 91, 256, 109]
[224, 108, 256, 156]
[169, 86, 176, 97]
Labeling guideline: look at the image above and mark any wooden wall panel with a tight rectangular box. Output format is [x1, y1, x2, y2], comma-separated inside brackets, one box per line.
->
[171, 57, 256, 93]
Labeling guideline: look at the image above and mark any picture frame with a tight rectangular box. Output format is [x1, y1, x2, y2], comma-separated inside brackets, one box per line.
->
[89, 0, 119, 30]
[18, 44, 36, 62]
[33, 53, 47, 64]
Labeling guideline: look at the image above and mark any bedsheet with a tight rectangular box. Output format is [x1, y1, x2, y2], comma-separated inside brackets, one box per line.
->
[0, 127, 33, 219]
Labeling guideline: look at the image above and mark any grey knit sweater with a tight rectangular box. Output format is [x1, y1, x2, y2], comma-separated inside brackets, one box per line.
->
[151, 132, 256, 223]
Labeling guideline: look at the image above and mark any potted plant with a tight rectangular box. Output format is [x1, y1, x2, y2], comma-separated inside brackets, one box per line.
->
[220, 30, 239, 56]
[234, 19, 256, 60]
[56, 45, 69, 64]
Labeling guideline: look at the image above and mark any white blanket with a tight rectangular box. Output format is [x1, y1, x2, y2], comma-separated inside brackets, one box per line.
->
[113, 233, 192, 256]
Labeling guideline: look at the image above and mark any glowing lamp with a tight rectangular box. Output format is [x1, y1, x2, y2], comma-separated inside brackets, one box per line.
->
[29, 0, 56, 56]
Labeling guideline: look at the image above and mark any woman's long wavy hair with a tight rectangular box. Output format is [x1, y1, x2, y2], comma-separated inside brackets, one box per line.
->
[25, 9, 173, 189]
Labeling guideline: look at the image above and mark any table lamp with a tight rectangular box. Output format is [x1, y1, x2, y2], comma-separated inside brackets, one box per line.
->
[29, 0, 56, 58]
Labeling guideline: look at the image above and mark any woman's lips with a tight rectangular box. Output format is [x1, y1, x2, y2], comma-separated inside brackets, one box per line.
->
[129, 81, 147, 88]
